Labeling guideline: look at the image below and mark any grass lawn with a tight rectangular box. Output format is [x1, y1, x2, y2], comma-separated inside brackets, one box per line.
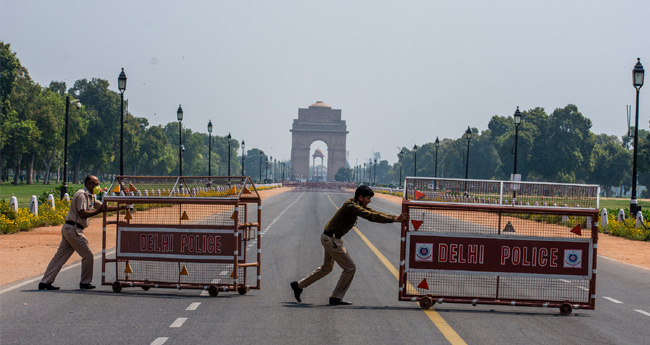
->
[599, 197, 650, 212]
[0, 182, 85, 206]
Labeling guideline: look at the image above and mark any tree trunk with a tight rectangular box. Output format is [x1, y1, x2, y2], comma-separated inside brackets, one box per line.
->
[26, 154, 34, 185]
[0, 151, 4, 182]
[42, 147, 56, 184]
[73, 156, 81, 184]
[13, 154, 22, 185]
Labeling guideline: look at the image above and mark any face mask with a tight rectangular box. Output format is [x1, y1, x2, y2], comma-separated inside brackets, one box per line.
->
[93, 186, 102, 195]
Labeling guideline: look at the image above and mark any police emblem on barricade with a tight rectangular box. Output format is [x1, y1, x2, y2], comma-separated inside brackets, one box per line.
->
[563, 249, 583, 268]
[415, 243, 433, 262]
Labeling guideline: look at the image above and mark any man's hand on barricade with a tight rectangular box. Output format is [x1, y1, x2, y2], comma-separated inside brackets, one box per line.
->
[394, 213, 407, 222]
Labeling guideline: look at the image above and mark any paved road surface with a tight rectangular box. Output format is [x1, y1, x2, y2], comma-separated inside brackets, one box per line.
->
[1, 191, 649, 344]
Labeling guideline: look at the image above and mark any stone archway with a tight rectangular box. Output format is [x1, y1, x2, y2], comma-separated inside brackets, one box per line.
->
[290, 101, 348, 181]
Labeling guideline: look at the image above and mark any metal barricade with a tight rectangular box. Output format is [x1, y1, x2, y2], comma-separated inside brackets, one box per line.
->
[399, 177, 599, 315]
[101, 176, 262, 297]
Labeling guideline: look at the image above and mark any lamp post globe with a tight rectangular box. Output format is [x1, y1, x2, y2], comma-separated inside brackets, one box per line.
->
[631, 58, 645, 216]
[177, 105, 183, 176]
[118, 68, 127, 176]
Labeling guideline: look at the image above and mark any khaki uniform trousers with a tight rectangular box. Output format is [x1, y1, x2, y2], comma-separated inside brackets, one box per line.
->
[298, 233, 356, 299]
[41, 224, 94, 284]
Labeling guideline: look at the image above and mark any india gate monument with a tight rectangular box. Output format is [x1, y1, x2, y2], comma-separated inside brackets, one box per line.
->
[290, 101, 348, 181]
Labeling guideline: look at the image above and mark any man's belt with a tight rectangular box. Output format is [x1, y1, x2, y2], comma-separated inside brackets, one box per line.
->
[65, 220, 85, 230]
[323, 230, 341, 239]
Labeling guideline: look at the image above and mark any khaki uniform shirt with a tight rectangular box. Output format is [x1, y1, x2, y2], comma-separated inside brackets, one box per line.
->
[324, 198, 395, 238]
[66, 187, 101, 228]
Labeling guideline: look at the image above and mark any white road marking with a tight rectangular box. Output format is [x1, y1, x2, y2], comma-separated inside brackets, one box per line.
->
[0, 249, 116, 295]
[578, 287, 589, 291]
[186, 302, 201, 310]
[635, 309, 650, 317]
[150, 337, 168, 345]
[200, 290, 209, 296]
[602, 296, 623, 304]
[170, 317, 187, 328]
[260, 192, 304, 237]
[559, 279, 571, 283]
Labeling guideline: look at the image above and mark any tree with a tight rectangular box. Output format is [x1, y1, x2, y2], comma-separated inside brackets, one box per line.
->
[335, 166, 352, 182]
[528, 105, 594, 182]
[69, 78, 120, 181]
[138, 125, 176, 175]
[590, 134, 631, 196]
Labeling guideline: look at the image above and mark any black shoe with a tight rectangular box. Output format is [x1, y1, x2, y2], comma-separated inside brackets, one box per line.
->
[79, 283, 96, 290]
[290, 281, 303, 302]
[329, 297, 352, 306]
[38, 283, 60, 291]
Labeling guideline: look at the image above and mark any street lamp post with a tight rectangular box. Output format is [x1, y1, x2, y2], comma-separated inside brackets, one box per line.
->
[118, 68, 126, 176]
[227, 133, 232, 177]
[512, 107, 522, 200]
[363, 163, 366, 184]
[177, 105, 183, 176]
[259, 151, 263, 182]
[464, 126, 472, 180]
[374, 157, 377, 185]
[61, 96, 81, 199]
[398, 150, 404, 187]
[265, 157, 269, 180]
[434, 137, 440, 178]
[513, 107, 522, 177]
[241, 140, 245, 176]
[413, 144, 418, 177]
[207, 120, 212, 176]
[274, 158, 277, 183]
[631, 58, 645, 216]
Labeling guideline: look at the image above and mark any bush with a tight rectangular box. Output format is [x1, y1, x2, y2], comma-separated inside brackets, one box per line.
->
[602, 211, 650, 241]
[0, 199, 69, 234]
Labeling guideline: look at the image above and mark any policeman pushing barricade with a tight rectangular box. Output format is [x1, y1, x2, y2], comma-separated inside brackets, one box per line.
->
[290, 185, 407, 306]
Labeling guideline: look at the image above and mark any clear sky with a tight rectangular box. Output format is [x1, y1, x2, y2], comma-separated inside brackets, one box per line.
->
[2, 0, 650, 167]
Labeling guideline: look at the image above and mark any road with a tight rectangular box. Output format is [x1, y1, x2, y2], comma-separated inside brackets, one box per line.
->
[1, 190, 649, 344]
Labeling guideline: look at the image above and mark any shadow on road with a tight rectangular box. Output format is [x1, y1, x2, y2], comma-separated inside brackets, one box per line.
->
[282, 301, 592, 317]
[281, 301, 422, 311]
[25, 288, 234, 300]
[434, 306, 592, 318]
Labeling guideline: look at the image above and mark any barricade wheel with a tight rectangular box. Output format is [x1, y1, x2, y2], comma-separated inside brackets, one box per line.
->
[559, 303, 573, 316]
[208, 286, 219, 297]
[142, 286, 151, 291]
[419, 297, 433, 310]
[112, 281, 123, 293]
[237, 286, 248, 295]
